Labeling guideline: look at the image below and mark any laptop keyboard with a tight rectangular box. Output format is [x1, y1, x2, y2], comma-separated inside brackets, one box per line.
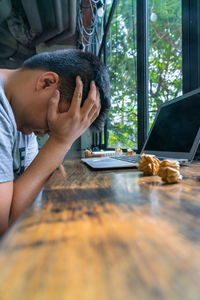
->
[113, 154, 188, 164]
[113, 154, 141, 163]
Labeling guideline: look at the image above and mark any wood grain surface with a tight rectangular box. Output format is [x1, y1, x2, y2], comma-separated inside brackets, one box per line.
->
[0, 160, 200, 300]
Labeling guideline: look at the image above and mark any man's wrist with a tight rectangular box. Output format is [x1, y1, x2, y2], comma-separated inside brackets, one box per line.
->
[48, 135, 72, 151]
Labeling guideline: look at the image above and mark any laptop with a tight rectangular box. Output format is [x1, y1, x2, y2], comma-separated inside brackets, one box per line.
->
[82, 88, 200, 169]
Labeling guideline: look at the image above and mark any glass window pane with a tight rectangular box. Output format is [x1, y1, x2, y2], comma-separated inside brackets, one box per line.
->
[106, 0, 137, 149]
[148, 0, 182, 128]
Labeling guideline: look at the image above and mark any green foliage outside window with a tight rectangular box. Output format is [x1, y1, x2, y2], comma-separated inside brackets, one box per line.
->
[106, 0, 182, 149]
[149, 0, 182, 126]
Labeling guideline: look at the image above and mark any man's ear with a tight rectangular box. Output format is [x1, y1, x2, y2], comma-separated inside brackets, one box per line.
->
[36, 72, 59, 92]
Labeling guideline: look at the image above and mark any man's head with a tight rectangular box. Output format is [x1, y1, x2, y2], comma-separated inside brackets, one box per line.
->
[22, 49, 110, 132]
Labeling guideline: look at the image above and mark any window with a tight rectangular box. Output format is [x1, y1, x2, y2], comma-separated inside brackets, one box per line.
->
[103, 0, 182, 151]
[81, 0, 200, 155]
[149, 0, 182, 128]
[106, 0, 137, 149]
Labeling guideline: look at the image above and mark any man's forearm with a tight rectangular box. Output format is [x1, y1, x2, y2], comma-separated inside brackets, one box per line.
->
[9, 137, 71, 225]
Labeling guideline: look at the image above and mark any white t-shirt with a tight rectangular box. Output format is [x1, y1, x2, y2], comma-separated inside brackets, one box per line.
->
[0, 76, 38, 182]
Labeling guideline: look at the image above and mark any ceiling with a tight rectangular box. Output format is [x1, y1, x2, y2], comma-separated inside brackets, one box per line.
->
[0, 0, 79, 68]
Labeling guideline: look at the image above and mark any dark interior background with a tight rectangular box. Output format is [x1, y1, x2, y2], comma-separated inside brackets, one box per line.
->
[0, 0, 78, 69]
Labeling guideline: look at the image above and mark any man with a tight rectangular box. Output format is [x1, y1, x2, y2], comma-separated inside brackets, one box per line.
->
[0, 49, 110, 235]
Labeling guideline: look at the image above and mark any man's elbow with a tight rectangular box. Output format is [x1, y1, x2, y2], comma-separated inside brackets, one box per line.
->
[0, 220, 9, 237]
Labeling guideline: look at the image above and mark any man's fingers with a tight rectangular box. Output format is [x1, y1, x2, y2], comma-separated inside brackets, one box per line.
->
[88, 102, 101, 120]
[81, 81, 100, 115]
[96, 87, 100, 102]
[88, 80, 97, 100]
[70, 76, 83, 111]
[47, 90, 60, 121]
[90, 106, 101, 124]
[88, 84, 101, 122]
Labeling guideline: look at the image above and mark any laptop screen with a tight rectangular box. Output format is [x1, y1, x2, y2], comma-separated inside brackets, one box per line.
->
[143, 89, 200, 156]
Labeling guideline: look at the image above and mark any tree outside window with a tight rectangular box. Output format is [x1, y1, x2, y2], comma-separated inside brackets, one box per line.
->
[106, 0, 182, 149]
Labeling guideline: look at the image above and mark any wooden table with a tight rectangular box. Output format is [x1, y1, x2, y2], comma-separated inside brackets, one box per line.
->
[0, 159, 200, 300]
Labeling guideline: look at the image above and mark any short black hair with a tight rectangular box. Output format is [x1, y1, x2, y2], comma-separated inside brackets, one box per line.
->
[22, 49, 110, 131]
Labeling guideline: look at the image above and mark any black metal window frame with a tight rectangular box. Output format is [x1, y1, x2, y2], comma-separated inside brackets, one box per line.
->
[182, 0, 200, 93]
[95, 0, 200, 152]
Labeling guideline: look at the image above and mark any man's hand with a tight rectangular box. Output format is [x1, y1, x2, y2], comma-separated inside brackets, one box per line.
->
[47, 76, 100, 146]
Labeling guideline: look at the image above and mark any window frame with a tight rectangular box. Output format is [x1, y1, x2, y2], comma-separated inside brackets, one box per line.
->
[96, 0, 200, 153]
[182, 0, 200, 93]
[182, 0, 200, 157]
